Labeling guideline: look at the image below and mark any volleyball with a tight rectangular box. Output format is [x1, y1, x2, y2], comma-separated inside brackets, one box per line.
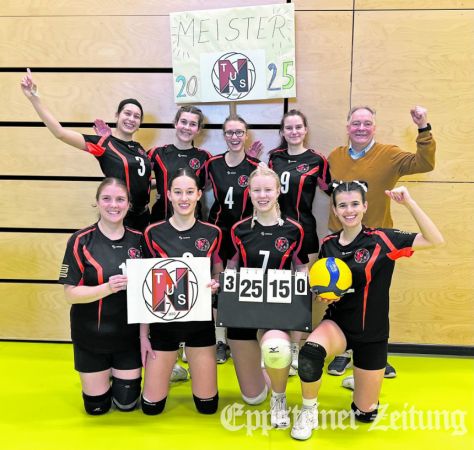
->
[309, 257, 352, 300]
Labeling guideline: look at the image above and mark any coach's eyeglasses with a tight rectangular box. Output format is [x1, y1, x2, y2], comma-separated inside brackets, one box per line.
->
[224, 130, 245, 137]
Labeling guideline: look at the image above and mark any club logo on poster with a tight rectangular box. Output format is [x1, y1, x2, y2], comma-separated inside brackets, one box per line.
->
[127, 258, 212, 323]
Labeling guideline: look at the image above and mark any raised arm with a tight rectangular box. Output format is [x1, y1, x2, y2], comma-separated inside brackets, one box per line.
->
[20, 69, 86, 150]
[385, 186, 444, 250]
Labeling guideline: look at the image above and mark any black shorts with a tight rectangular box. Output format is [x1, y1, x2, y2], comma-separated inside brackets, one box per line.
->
[149, 321, 215, 351]
[73, 343, 141, 373]
[227, 327, 258, 341]
[345, 338, 388, 371]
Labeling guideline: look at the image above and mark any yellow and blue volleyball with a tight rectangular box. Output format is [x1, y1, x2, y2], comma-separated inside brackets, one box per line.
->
[309, 257, 352, 300]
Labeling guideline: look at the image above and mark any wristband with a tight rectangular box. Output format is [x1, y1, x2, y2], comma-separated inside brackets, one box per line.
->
[418, 123, 431, 132]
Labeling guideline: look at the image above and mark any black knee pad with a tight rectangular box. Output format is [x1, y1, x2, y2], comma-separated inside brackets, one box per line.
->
[193, 393, 219, 414]
[82, 389, 112, 415]
[141, 395, 167, 415]
[351, 402, 379, 423]
[298, 342, 327, 382]
[112, 377, 142, 411]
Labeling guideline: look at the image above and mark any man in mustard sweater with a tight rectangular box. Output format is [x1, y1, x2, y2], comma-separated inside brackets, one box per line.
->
[326, 105, 436, 382]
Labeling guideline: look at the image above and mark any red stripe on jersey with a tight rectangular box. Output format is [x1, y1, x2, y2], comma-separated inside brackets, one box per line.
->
[237, 237, 248, 267]
[72, 227, 96, 274]
[287, 217, 306, 266]
[310, 149, 330, 191]
[82, 245, 105, 330]
[199, 220, 223, 264]
[295, 165, 320, 222]
[208, 171, 223, 224]
[154, 153, 169, 218]
[362, 243, 381, 330]
[144, 222, 167, 257]
[84, 142, 106, 157]
[109, 142, 130, 191]
[370, 229, 414, 260]
[126, 227, 143, 236]
[279, 241, 297, 269]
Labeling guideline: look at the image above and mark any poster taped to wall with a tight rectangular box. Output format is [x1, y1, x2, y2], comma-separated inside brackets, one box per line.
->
[170, 3, 296, 103]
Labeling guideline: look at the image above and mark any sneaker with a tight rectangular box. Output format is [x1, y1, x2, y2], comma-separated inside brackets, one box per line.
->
[384, 362, 397, 378]
[327, 351, 352, 376]
[341, 375, 354, 391]
[291, 406, 318, 441]
[216, 341, 228, 364]
[270, 396, 290, 429]
[291, 342, 299, 370]
[170, 363, 188, 382]
[179, 342, 187, 363]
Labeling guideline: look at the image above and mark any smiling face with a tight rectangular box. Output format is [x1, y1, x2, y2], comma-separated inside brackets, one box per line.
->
[346, 108, 376, 151]
[249, 173, 280, 214]
[115, 103, 142, 136]
[167, 174, 202, 219]
[175, 111, 201, 145]
[332, 190, 367, 229]
[224, 119, 248, 154]
[96, 182, 130, 225]
[281, 114, 308, 147]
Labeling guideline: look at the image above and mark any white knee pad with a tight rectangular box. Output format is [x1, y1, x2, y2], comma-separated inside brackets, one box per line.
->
[261, 338, 292, 369]
[242, 385, 268, 405]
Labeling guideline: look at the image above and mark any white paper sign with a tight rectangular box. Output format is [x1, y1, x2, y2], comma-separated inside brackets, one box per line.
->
[170, 3, 296, 103]
[126, 257, 211, 323]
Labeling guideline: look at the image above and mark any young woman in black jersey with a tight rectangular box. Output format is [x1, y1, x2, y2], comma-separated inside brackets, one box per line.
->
[290, 181, 444, 441]
[199, 115, 260, 363]
[139, 168, 222, 416]
[20, 69, 152, 231]
[268, 109, 332, 374]
[200, 115, 260, 262]
[227, 164, 309, 429]
[58, 177, 145, 415]
[147, 106, 211, 222]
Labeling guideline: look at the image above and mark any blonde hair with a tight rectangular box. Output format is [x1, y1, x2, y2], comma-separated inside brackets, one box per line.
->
[248, 163, 284, 228]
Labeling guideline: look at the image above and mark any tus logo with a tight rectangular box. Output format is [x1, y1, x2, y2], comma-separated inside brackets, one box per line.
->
[211, 52, 256, 100]
[142, 259, 199, 321]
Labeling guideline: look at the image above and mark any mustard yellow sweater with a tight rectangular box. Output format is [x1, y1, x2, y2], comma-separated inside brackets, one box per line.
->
[328, 130, 436, 230]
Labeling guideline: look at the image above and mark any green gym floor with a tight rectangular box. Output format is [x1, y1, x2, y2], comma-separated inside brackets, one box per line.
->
[0, 341, 472, 450]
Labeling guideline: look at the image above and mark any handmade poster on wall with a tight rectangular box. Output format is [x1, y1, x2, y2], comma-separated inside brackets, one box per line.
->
[127, 257, 212, 323]
[170, 3, 296, 103]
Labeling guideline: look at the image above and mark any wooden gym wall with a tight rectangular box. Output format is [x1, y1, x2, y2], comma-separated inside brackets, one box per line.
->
[0, 0, 473, 347]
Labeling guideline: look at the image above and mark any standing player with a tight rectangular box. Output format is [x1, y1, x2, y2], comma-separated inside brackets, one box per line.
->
[326, 105, 436, 379]
[20, 69, 152, 231]
[148, 106, 211, 222]
[139, 168, 223, 416]
[269, 109, 332, 372]
[227, 164, 309, 429]
[198, 115, 260, 362]
[290, 181, 444, 440]
[58, 178, 144, 415]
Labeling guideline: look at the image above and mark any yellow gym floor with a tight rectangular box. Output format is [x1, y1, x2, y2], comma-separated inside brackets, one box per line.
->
[0, 341, 472, 450]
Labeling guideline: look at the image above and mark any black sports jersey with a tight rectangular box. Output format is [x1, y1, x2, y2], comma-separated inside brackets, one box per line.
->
[59, 224, 145, 352]
[229, 216, 308, 270]
[148, 144, 211, 221]
[83, 134, 152, 212]
[320, 226, 416, 342]
[144, 219, 222, 265]
[144, 219, 222, 340]
[200, 152, 260, 230]
[269, 148, 331, 231]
